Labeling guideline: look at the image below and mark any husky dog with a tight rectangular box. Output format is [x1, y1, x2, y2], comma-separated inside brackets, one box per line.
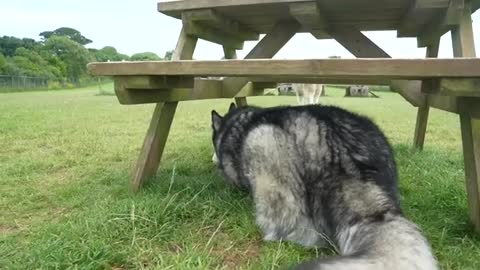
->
[294, 84, 324, 105]
[211, 103, 437, 270]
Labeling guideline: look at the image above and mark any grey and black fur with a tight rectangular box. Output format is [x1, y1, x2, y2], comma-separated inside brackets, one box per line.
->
[211, 103, 437, 270]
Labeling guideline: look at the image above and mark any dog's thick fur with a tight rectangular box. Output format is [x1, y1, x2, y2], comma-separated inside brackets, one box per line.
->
[211, 103, 437, 270]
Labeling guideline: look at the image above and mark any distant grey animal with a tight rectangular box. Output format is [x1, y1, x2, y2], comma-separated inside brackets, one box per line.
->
[211, 103, 437, 270]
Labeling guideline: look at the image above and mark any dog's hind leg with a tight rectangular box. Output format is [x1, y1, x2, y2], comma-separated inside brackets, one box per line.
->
[252, 173, 325, 248]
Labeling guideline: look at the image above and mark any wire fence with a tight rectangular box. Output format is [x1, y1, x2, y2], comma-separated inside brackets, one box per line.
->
[0, 75, 48, 89]
[0, 75, 111, 91]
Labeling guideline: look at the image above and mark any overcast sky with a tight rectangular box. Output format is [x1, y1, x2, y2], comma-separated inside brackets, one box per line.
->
[1, 0, 479, 59]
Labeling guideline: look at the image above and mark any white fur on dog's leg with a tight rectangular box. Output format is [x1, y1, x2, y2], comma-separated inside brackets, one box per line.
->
[212, 152, 219, 164]
[295, 90, 301, 104]
[263, 233, 279, 242]
[300, 96, 306, 105]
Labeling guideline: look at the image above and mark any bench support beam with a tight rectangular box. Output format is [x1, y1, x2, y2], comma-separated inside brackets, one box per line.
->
[222, 21, 300, 98]
[327, 26, 426, 108]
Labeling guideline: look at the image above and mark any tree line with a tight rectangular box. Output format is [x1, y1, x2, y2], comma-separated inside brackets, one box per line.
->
[0, 27, 173, 86]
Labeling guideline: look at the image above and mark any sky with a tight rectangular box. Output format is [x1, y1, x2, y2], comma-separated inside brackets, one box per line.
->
[1, 0, 479, 60]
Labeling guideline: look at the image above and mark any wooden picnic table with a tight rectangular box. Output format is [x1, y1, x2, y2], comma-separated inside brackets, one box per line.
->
[88, 0, 480, 232]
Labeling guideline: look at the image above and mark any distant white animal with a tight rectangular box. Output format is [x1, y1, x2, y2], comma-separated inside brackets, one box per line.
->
[293, 83, 324, 105]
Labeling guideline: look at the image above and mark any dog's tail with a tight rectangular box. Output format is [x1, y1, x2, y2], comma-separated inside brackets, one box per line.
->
[292, 215, 438, 270]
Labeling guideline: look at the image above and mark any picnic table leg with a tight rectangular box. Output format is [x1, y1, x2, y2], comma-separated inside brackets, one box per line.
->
[451, 4, 480, 232]
[131, 27, 197, 192]
[234, 97, 248, 107]
[413, 42, 439, 150]
[459, 106, 480, 232]
[223, 46, 248, 107]
[413, 106, 430, 150]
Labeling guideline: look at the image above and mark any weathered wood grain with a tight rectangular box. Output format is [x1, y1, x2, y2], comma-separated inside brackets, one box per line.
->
[113, 78, 223, 105]
[158, 0, 451, 35]
[221, 21, 300, 97]
[413, 106, 430, 149]
[328, 26, 390, 58]
[413, 41, 439, 149]
[459, 103, 480, 233]
[182, 17, 244, 49]
[130, 27, 197, 192]
[115, 76, 194, 89]
[417, 0, 465, 47]
[159, 0, 309, 13]
[451, 4, 480, 232]
[88, 58, 480, 79]
[249, 76, 391, 85]
[397, 0, 450, 37]
[289, 2, 327, 29]
[222, 46, 249, 107]
[437, 79, 480, 97]
[182, 9, 260, 44]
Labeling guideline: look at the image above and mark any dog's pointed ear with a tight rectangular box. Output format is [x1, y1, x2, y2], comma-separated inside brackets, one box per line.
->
[211, 110, 223, 131]
[228, 102, 237, 113]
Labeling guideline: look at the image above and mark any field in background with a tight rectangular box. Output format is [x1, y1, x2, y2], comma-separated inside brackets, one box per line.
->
[1, 85, 479, 269]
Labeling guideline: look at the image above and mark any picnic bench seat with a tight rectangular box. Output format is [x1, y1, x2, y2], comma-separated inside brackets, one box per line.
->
[88, 0, 480, 232]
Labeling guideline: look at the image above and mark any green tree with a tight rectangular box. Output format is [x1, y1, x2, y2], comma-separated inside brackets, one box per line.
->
[44, 36, 90, 83]
[21, 38, 37, 50]
[40, 27, 92, 45]
[0, 36, 24, 57]
[117, 53, 130, 61]
[0, 53, 6, 73]
[94, 46, 129, 62]
[10, 47, 61, 79]
[130, 52, 161, 61]
[0, 36, 41, 57]
[3, 59, 22, 76]
[39, 49, 66, 78]
[164, 50, 174, 60]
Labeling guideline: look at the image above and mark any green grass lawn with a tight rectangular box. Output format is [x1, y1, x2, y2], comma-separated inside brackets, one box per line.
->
[1, 85, 479, 269]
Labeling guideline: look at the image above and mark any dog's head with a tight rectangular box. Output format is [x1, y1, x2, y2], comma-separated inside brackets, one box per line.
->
[211, 102, 236, 154]
[211, 102, 250, 189]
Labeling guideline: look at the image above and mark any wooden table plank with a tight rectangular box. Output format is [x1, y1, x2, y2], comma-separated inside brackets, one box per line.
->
[158, 1, 480, 39]
[158, 0, 453, 36]
[397, 0, 450, 37]
[88, 58, 480, 78]
[474, 0, 480, 11]
[159, 0, 311, 13]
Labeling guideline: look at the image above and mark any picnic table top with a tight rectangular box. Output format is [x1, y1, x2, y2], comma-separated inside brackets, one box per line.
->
[88, 58, 480, 79]
[158, 0, 480, 39]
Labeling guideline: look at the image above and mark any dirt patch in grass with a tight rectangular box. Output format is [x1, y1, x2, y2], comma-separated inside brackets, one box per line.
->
[4, 207, 71, 234]
[164, 225, 262, 269]
[166, 242, 185, 254]
[0, 225, 19, 235]
[40, 168, 75, 189]
[108, 264, 126, 270]
[220, 239, 262, 269]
